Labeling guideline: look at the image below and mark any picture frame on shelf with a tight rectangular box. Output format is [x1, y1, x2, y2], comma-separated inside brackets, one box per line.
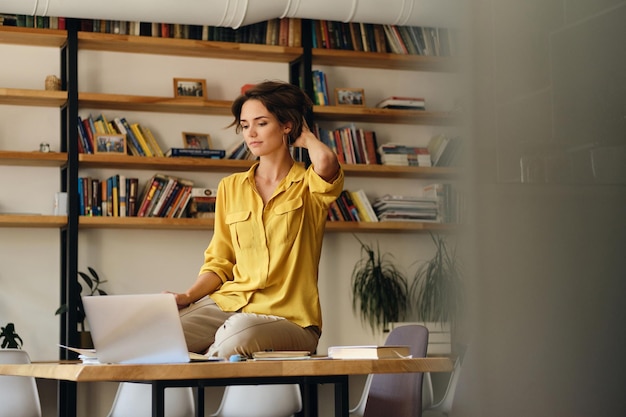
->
[182, 132, 212, 149]
[335, 88, 365, 106]
[173, 78, 207, 99]
[94, 134, 126, 154]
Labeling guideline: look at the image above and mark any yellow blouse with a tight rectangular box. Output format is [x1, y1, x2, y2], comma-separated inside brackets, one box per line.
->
[199, 162, 344, 330]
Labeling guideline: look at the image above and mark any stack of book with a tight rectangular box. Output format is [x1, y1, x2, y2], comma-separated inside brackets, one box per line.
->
[187, 187, 218, 219]
[316, 123, 379, 165]
[373, 194, 440, 223]
[165, 148, 226, 159]
[377, 144, 431, 167]
[327, 189, 378, 222]
[136, 174, 194, 218]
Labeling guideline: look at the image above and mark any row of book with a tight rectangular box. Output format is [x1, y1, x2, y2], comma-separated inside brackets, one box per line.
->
[77, 114, 165, 157]
[78, 175, 139, 217]
[312, 20, 456, 56]
[2, 14, 455, 56]
[328, 189, 379, 222]
[312, 70, 330, 106]
[1, 14, 303, 47]
[315, 123, 380, 165]
[77, 174, 204, 218]
[136, 174, 195, 218]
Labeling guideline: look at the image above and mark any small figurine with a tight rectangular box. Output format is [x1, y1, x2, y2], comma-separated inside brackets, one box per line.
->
[0, 322, 23, 349]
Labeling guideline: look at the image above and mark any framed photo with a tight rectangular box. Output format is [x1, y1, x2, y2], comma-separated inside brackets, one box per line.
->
[182, 132, 212, 149]
[173, 78, 207, 99]
[335, 88, 365, 106]
[95, 134, 126, 154]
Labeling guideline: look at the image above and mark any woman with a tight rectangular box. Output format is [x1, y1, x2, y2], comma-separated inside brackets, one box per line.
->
[168, 81, 344, 358]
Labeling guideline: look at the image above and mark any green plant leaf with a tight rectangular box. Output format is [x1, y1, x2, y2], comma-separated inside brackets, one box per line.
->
[410, 232, 465, 330]
[351, 235, 409, 333]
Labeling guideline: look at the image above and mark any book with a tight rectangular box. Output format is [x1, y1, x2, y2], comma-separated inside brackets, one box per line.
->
[376, 96, 426, 110]
[252, 350, 310, 360]
[139, 125, 165, 157]
[166, 148, 226, 159]
[327, 345, 411, 359]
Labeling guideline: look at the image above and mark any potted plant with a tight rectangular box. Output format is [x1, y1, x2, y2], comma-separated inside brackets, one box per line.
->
[410, 232, 464, 332]
[55, 267, 108, 347]
[351, 235, 410, 332]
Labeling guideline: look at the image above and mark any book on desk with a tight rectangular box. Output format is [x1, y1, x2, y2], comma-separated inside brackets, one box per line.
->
[327, 345, 411, 359]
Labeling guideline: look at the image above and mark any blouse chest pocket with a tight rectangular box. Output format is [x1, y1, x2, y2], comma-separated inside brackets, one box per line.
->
[272, 197, 304, 245]
[225, 210, 254, 250]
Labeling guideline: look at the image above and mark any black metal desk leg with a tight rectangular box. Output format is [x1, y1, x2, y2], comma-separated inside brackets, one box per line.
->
[334, 375, 349, 417]
[195, 386, 205, 417]
[152, 381, 166, 417]
[299, 382, 318, 417]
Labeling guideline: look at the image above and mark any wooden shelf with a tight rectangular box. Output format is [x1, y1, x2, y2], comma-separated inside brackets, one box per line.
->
[313, 105, 454, 125]
[79, 216, 454, 233]
[312, 48, 456, 72]
[79, 153, 253, 172]
[0, 88, 67, 107]
[325, 221, 455, 233]
[80, 216, 213, 230]
[0, 26, 67, 47]
[341, 164, 457, 179]
[78, 153, 456, 178]
[79, 92, 232, 115]
[78, 92, 453, 125]
[78, 32, 303, 62]
[0, 214, 67, 228]
[0, 150, 67, 167]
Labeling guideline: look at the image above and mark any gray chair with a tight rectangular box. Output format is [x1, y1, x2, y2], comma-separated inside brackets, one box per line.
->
[0, 349, 42, 417]
[350, 324, 429, 417]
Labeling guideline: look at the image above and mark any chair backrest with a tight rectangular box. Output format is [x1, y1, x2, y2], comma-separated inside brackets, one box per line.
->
[107, 382, 195, 417]
[0, 349, 42, 417]
[210, 384, 302, 417]
[363, 324, 429, 417]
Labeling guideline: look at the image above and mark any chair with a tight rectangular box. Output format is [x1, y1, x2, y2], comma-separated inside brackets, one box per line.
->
[422, 344, 467, 416]
[349, 324, 429, 417]
[0, 349, 42, 417]
[106, 382, 195, 417]
[209, 384, 302, 417]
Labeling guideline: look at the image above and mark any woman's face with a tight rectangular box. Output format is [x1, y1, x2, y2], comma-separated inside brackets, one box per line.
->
[239, 99, 290, 157]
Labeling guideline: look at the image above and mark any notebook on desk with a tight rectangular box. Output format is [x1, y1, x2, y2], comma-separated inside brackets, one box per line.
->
[82, 293, 212, 364]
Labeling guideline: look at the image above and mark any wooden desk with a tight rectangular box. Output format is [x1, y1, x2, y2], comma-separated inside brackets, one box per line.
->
[0, 357, 452, 417]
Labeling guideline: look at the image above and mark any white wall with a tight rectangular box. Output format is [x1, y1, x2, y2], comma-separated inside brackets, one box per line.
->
[1, 31, 459, 416]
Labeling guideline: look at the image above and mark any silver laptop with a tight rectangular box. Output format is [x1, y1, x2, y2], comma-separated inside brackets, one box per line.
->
[82, 293, 208, 364]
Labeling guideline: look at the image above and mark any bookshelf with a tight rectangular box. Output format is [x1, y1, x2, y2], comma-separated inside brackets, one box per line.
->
[0, 25, 458, 232]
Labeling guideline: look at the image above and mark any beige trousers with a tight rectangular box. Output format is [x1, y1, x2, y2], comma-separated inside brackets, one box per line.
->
[179, 297, 320, 358]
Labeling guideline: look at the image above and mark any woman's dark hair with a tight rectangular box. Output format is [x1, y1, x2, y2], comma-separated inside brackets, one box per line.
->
[229, 81, 313, 143]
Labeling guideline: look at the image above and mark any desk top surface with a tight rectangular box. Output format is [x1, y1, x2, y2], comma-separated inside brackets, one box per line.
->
[0, 357, 452, 382]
